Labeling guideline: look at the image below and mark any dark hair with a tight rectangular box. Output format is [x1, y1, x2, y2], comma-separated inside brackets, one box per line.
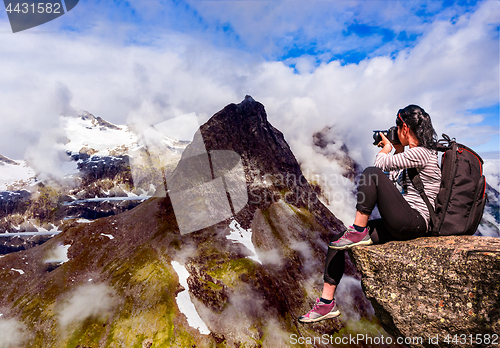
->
[396, 105, 437, 150]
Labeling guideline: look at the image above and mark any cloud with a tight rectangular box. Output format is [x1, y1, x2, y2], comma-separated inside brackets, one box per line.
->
[0, 1, 497, 224]
[44, 243, 70, 264]
[182, 0, 480, 60]
[52, 83, 78, 117]
[24, 119, 77, 185]
[257, 248, 283, 267]
[335, 275, 374, 323]
[57, 283, 119, 330]
[0, 318, 28, 348]
[484, 158, 500, 192]
[256, 1, 499, 164]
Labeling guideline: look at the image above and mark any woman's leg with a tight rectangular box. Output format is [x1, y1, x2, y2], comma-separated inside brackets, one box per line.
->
[354, 211, 370, 229]
[356, 166, 427, 239]
[300, 167, 426, 323]
[322, 167, 427, 291]
[323, 232, 346, 286]
[321, 283, 336, 301]
[298, 237, 344, 322]
[367, 219, 394, 244]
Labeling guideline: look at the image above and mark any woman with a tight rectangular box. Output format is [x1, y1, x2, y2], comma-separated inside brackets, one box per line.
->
[299, 104, 441, 323]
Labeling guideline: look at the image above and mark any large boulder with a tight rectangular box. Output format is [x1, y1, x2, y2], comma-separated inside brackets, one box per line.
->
[349, 236, 500, 348]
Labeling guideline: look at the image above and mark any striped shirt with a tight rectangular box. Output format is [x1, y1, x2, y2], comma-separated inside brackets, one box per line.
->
[374, 147, 441, 227]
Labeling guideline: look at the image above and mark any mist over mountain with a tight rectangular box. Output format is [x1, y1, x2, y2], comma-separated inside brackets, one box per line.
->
[0, 112, 187, 254]
[0, 96, 387, 348]
[0, 96, 497, 347]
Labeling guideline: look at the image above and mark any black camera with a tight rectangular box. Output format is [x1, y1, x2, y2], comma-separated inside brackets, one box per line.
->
[373, 126, 400, 146]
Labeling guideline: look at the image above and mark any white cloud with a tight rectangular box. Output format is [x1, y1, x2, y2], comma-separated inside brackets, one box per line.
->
[484, 158, 500, 192]
[0, 318, 28, 348]
[44, 243, 71, 264]
[184, 0, 480, 60]
[0, 1, 497, 224]
[57, 283, 118, 330]
[335, 275, 374, 323]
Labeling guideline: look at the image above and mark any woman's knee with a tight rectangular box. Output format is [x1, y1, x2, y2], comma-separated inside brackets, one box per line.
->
[359, 166, 385, 189]
[361, 166, 384, 177]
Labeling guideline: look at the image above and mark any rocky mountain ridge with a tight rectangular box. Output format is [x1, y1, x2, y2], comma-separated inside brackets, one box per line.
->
[0, 96, 386, 348]
[0, 154, 19, 166]
[0, 112, 187, 247]
[0, 97, 498, 348]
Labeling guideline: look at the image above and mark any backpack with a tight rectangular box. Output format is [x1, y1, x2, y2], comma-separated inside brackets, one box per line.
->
[408, 134, 487, 236]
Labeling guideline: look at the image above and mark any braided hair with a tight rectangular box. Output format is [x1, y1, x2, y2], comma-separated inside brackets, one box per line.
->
[396, 105, 437, 150]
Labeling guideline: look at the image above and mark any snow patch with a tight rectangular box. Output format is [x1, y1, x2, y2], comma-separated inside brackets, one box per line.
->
[0, 160, 36, 191]
[63, 116, 139, 157]
[11, 268, 24, 275]
[171, 261, 210, 335]
[101, 234, 115, 240]
[36, 225, 60, 233]
[76, 219, 93, 224]
[227, 219, 262, 264]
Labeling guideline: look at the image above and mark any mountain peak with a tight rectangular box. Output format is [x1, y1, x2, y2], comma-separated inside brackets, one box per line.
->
[170, 96, 343, 232]
[79, 111, 121, 130]
[0, 154, 18, 166]
[0, 97, 357, 347]
[242, 94, 255, 104]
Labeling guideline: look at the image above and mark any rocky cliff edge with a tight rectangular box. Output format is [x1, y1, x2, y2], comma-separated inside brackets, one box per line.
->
[349, 235, 500, 348]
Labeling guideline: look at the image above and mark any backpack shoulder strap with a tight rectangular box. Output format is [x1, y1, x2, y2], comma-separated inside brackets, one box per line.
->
[407, 168, 437, 229]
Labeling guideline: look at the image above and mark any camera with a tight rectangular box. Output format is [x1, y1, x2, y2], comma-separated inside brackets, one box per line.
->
[373, 126, 400, 146]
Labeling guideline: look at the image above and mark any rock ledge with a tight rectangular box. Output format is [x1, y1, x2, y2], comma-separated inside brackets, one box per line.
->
[349, 236, 500, 348]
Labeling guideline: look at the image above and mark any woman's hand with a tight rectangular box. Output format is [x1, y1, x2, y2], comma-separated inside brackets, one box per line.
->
[377, 132, 393, 154]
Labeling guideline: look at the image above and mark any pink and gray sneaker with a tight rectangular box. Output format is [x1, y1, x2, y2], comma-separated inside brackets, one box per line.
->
[328, 226, 372, 250]
[298, 298, 340, 323]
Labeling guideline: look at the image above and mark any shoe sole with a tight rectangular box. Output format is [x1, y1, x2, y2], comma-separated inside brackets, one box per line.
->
[328, 238, 373, 250]
[298, 309, 341, 323]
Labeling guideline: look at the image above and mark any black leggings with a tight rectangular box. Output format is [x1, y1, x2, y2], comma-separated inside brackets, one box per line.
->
[324, 166, 428, 285]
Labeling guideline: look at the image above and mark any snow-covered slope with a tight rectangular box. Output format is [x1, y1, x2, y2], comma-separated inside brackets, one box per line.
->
[0, 112, 189, 192]
[0, 159, 36, 191]
[64, 111, 189, 157]
[0, 112, 190, 237]
[63, 112, 140, 157]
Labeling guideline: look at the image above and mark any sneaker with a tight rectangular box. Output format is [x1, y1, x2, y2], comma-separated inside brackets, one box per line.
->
[328, 226, 372, 250]
[298, 298, 340, 323]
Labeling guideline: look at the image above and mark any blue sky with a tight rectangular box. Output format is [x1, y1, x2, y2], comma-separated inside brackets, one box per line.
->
[0, 0, 498, 175]
[46, 0, 483, 61]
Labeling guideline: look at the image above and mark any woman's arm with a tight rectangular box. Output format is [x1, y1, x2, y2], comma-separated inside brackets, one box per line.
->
[377, 132, 405, 154]
[377, 132, 393, 155]
[375, 134, 431, 172]
[376, 132, 404, 183]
